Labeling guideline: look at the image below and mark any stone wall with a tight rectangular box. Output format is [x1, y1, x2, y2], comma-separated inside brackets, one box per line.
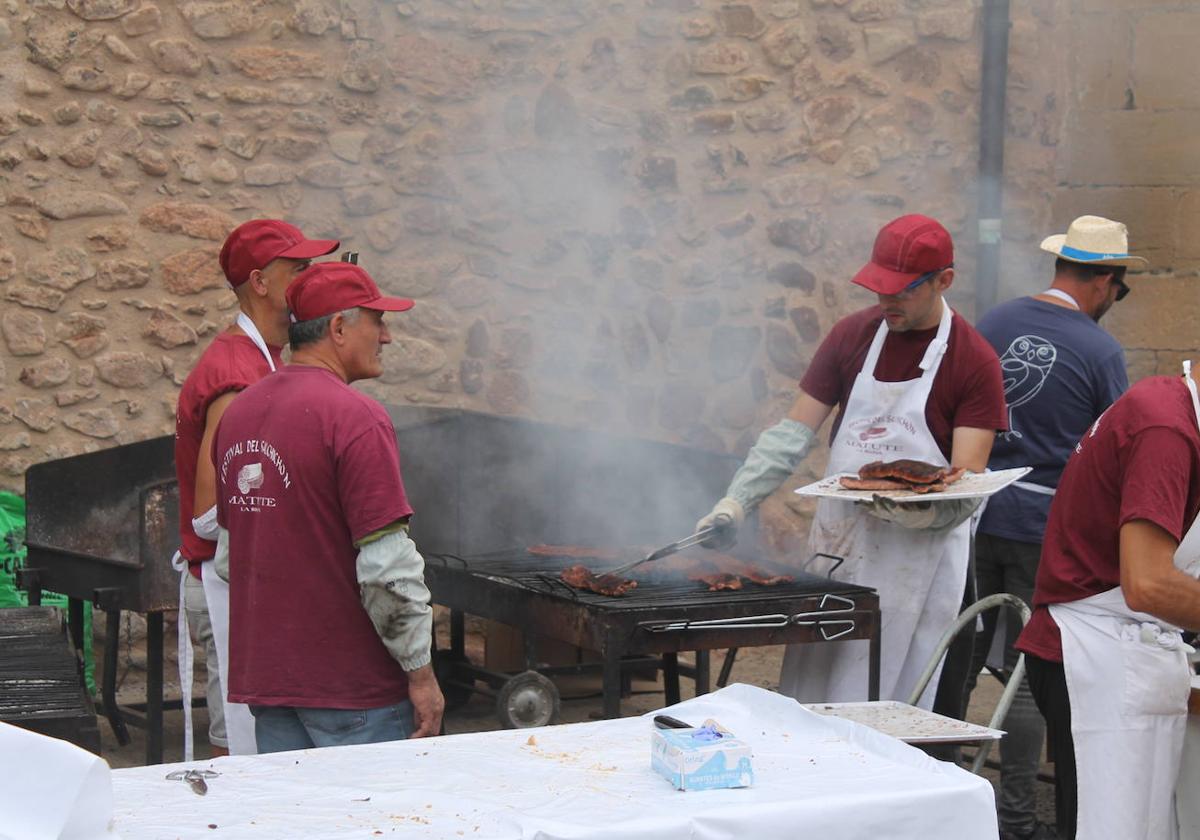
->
[0, 0, 1063, 497]
[1047, 0, 1200, 382]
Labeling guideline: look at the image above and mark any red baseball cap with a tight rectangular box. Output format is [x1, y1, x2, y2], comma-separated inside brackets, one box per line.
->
[286, 262, 415, 322]
[851, 214, 954, 295]
[219, 219, 340, 288]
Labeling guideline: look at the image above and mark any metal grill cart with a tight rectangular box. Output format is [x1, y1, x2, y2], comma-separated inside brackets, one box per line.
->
[19, 435, 179, 764]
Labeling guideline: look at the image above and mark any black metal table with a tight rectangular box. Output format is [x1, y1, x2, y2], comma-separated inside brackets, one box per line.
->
[425, 552, 881, 722]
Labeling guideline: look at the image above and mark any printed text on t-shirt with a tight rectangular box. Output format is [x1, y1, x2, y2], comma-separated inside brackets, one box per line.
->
[218, 436, 290, 489]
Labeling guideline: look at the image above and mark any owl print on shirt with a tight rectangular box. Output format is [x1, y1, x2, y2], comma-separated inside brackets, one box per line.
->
[998, 335, 1057, 440]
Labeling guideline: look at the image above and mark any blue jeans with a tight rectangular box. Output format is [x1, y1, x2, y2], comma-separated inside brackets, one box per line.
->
[250, 701, 415, 753]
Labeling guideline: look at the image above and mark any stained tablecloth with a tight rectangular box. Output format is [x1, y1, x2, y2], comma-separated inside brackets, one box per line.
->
[110, 684, 997, 840]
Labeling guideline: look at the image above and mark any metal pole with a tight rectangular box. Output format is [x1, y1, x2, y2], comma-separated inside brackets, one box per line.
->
[976, 0, 1012, 316]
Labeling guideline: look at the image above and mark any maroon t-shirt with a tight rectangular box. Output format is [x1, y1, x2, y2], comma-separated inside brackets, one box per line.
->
[1017, 375, 1200, 663]
[174, 333, 283, 578]
[214, 365, 415, 708]
[800, 305, 1008, 460]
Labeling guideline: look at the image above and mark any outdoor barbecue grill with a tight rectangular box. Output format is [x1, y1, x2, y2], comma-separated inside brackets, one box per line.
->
[386, 406, 881, 727]
[425, 550, 880, 727]
[18, 435, 179, 764]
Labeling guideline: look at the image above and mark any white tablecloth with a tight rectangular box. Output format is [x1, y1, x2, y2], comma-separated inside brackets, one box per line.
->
[110, 684, 997, 840]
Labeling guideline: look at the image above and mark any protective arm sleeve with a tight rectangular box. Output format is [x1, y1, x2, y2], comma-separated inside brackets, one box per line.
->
[726, 418, 817, 512]
[214, 526, 230, 582]
[356, 529, 433, 672]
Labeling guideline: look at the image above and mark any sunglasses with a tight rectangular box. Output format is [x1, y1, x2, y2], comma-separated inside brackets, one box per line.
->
[1113, 276, 1131, 302]
[893, 266, 952, 300]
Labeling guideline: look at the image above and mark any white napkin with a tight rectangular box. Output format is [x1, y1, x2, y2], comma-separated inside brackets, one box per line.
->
[0, 722, 118, 840]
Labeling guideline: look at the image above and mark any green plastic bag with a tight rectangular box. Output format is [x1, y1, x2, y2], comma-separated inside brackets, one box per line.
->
[0, 492, 96, 696]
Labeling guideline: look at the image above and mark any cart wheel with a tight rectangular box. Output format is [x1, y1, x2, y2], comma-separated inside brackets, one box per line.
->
[495, 671, 560, 729]
[432, 649, 474, 712]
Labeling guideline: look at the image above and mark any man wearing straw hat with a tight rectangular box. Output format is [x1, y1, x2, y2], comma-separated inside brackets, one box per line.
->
[964, 215, 1144, 840]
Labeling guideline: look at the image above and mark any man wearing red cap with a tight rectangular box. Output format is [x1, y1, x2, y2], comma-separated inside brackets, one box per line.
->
[175, 219, 338, 757]
[698, 214, 1006, 708]
[211, 262, 444, 750]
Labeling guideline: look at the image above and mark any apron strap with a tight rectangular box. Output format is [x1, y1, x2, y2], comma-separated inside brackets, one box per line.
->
[236, 312, 276, 372]
[1184, 361, 1200, 435]
[917, 301, 953, 372]
[1012, 480, 1056, 497]
[862, 300, 954, 377]
[171, 551, 195, 763]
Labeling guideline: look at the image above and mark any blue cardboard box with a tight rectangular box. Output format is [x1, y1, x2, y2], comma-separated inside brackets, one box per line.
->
[650, 722, 754, 791]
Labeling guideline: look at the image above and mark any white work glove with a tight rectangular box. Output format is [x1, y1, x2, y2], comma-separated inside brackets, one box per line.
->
[696, 497, 744, 550]
[697, 418, 817, 549]
[191, 505, 219, 541]
[858, 493, 983, 531]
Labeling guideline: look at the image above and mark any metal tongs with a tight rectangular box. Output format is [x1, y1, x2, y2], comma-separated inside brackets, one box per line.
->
[605, 525, 721, 577]
[166, 768, 219, 796]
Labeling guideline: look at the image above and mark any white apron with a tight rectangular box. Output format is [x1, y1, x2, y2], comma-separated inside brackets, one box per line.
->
[1049, 361, 1200, 840]
[780, 302, 971, 709]
[176, 313, 273, 756]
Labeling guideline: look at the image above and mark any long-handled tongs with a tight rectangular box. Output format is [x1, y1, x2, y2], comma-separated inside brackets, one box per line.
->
[605, 525, 720, 577]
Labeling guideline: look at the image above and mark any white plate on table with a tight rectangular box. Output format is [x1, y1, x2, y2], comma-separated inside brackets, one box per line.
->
[793, 466, 1032, 505]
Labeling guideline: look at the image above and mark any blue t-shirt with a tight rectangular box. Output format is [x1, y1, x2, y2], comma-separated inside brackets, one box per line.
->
[975, 296, 1128, 544]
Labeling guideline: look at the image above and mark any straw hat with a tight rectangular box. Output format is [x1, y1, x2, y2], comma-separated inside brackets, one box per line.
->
[1040, 215, 1148, 268]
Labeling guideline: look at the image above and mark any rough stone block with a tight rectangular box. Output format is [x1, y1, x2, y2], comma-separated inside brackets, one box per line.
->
[181, 1, 262, 38]
[121, 4, 161, 36]
[1106, 274, 1200, 350]
[916, 8, 976, 41]
[1175, 191, 1200, 262]
[67, 0, 138, 20]
[140, 201, 235, 240]
[1061, 110, 1200, 187]
[691, 42, 752, 74]
[2, 310, 47, 356]
[1131, 11, 1200, 109]
[864, 22, 917, 65]
[230, 46, 327, 81]
[716, 4, 766, 38]
[19, 357, 71, 388]
[762, 22, 811, 68]
[160, 248, 225, 294]
[1070, 14, 1132, 110]
[62, 408, 119, 439]
[149, 39, 204, 76]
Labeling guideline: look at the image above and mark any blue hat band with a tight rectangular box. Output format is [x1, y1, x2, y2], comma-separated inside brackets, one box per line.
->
[1059, 244, 1130, 262]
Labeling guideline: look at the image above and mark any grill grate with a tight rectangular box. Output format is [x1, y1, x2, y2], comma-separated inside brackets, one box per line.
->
[425, 549, 868, 612]
[0, 609, 89, 721]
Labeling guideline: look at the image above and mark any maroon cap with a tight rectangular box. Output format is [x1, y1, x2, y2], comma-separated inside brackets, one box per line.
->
[851, 214, 954, 295]
[286, 262, 415, 322]
[219, 219, 340, 288]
